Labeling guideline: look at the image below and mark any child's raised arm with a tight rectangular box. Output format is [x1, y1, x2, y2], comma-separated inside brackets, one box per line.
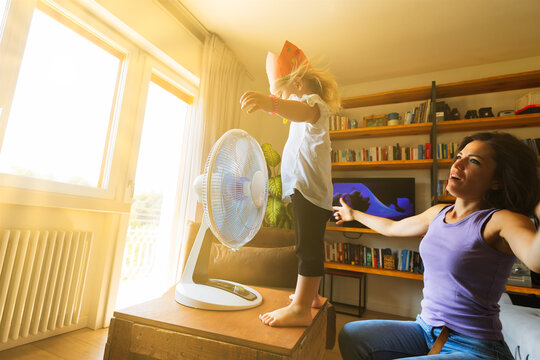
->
[240, 91, 320, 124]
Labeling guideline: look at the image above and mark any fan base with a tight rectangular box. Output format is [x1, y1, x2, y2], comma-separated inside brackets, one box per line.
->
[175, 280, 262, 310]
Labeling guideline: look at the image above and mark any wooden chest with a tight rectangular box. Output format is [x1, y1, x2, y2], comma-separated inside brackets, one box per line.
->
[104, 286, 332, 359]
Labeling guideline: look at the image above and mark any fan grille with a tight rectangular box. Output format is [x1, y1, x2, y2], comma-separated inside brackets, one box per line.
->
[202, 130, 268, 249]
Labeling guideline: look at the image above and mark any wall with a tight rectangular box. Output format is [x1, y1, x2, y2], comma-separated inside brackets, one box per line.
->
[257, 56, 540, 318]
[95, 0, 203, 81]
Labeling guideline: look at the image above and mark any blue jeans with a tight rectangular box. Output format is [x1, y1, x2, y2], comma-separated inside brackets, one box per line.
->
[338, 315, 514, 359]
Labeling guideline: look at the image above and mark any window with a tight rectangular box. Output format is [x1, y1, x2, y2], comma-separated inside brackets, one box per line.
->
[0, 4, 122, 188]
[116, 74, 191, 308]
[0, 0, 8, 39]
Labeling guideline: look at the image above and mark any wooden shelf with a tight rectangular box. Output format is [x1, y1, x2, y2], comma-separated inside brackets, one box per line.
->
[326, 226, 377, 234]
[437, 156, 540, 169]
[437, 195, 456, 203]
[332, 159, 432, 171]
[506, 284, 540, 296]
[341, 69, 540, 109]
[324, 262, 540, 295]
[437, 113, 540, 133]
[324, 262, 423, 280]
[436, 158, 454, 168]
[436, 70, 540, 99]
[341, 85, 432, 108]
[332, 156, 539, 172]
[330, 114, 540, 141]
[330, 123, 431, 140]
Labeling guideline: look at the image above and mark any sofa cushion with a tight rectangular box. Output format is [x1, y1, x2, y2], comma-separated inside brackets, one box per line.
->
[244, 225, 296, 248]
[499, 299, 540, 360]
[208, 242, 298, 288]
[184, 222, 299, 288]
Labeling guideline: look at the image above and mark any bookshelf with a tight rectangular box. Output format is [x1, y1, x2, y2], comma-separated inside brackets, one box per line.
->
[327, 69, 540, 297]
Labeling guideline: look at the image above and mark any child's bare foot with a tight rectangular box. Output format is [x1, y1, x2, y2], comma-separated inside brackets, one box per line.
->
[259, 303, 313, 327]
[289, 294, 325, 308]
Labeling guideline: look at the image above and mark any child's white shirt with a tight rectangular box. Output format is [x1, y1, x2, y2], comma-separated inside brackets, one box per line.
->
[281, 93, 333, 211]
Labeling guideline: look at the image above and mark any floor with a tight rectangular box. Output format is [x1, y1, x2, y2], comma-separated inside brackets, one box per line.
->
[0, 309, 410, 360]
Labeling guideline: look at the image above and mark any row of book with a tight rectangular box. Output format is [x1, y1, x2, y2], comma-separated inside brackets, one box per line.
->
[437, 179, 452, 197]
[332, 142, 461, 163]
[330, 115, 357, 131]
[324, 242, 424, 274]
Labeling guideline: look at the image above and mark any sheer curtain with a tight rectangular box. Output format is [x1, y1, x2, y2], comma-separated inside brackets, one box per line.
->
[175, 33, 248, 279]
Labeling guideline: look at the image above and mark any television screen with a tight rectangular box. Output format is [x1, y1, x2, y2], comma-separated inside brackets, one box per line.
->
[331, 178, 415, 228]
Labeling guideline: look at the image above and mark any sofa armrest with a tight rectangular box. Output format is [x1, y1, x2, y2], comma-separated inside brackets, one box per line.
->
[499, 292, 513, 305]
[499, 298, 540, 360]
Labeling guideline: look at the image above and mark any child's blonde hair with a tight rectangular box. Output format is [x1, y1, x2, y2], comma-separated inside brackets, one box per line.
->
[273, 61, 341, 114]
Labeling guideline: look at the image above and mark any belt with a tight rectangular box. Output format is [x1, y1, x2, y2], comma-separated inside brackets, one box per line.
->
[428, 326, 450, 355]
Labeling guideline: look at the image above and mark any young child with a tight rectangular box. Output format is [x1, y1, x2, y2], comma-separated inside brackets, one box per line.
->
[240, 40, 340, 327]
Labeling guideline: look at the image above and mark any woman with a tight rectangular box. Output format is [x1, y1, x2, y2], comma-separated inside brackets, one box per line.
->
[334, 132, 540, 359]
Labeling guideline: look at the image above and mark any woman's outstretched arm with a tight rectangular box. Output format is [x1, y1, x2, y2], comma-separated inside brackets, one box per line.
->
[333, 197, 448, 237]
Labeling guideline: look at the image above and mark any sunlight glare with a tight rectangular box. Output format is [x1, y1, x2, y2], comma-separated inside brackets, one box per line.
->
[116, 79, 188, 309]
[0, 9, 120, 187]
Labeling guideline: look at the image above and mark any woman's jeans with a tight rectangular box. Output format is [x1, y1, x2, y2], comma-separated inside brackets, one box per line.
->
[338, 315, 514, 359]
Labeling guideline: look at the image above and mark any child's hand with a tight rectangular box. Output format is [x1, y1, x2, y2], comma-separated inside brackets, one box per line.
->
[240, 91, 273, 114]
[332, 198, 355, 224]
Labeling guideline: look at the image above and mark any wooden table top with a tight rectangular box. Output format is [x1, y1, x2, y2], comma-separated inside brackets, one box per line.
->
[113, 286, 327, 356]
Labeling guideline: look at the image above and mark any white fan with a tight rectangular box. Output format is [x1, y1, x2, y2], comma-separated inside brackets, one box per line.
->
[175, 129, 268, 310]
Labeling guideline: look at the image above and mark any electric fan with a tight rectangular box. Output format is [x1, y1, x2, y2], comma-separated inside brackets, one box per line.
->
[175, 129, 268, 310]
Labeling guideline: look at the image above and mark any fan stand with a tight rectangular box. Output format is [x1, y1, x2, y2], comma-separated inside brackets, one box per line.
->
[175, 220, 263, 310]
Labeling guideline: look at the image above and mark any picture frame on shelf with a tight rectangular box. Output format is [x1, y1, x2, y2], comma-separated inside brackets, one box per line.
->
[364, 114, 387, 127]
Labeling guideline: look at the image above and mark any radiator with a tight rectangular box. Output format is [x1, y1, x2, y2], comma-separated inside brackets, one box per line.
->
[0, 230, 93, 346]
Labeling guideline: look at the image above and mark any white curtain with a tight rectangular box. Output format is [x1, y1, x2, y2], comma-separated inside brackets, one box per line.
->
[175, 33, 248, 280]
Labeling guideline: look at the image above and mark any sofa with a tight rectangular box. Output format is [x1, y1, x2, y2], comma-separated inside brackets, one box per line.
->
[182, 221, 336, 349]
[499, 292, 540, 360]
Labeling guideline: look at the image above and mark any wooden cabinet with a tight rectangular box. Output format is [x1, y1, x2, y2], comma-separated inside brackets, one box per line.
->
[326, 69, 540, 296]
[105, 287, 333, 360]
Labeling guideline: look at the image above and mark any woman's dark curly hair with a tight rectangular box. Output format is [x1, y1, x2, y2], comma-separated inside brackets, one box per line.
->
[456, 132, 539, 216]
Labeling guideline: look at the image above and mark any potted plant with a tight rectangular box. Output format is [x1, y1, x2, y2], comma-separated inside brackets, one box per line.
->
[261, 143, 294, 229]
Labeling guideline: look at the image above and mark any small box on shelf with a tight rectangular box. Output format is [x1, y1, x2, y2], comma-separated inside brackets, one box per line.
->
[363, 114, 387, 127]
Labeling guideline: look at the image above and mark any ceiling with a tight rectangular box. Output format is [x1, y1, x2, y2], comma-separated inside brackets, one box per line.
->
[177, 0, 540, 88]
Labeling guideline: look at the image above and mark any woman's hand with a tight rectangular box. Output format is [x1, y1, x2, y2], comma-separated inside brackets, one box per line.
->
[536, 201, 540, 219]
[240, 91, 273, 114]
[333, 198, 355, 224]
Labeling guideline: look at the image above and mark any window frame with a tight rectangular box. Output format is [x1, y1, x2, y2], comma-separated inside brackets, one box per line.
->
[0, 0, 198, 212]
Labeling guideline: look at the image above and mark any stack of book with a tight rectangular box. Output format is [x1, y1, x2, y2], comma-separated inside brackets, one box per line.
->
[403, 100, 431, 124]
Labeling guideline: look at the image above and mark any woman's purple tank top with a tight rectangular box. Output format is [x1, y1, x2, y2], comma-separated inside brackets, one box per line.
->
[419, 205, 515, 340]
